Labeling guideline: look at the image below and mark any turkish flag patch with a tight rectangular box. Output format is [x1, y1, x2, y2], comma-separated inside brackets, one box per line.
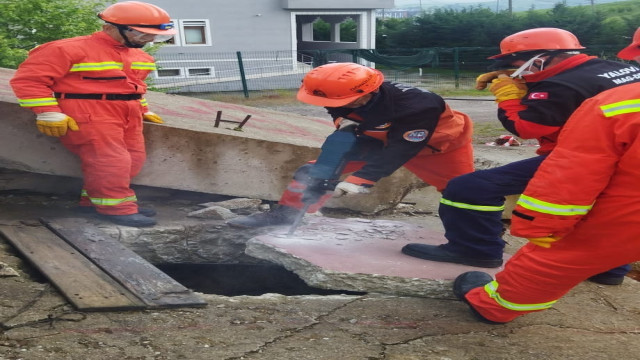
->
[528, 92, 549, 100]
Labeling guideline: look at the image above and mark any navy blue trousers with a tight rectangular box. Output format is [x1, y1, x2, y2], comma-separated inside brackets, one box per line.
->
[439, 155, 630, 277]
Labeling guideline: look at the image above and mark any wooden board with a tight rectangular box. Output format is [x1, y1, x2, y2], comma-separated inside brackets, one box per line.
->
[0, 223, 146, 311]
[42, 218, 206, 309]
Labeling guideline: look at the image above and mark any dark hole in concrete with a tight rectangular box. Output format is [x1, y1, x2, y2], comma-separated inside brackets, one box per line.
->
[157, 263, 367, 296]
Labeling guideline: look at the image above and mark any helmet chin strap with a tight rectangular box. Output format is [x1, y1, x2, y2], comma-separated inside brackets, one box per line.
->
[511, 53, 547, 77]
[116, 26, 145, 48]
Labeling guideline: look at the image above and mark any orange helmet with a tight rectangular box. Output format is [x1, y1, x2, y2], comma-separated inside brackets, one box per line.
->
[618, 27, 640, 60]
[297, 63, 384, 107]
[98, 1, 176, 36]
[489, 28, 585, 59]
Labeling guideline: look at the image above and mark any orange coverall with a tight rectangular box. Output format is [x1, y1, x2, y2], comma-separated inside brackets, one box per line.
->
[464, 82, 640, 323]
[10, 31, 157, 215]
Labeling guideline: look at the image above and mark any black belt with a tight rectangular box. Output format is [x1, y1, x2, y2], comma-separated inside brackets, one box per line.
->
[54, 92, 142, 100]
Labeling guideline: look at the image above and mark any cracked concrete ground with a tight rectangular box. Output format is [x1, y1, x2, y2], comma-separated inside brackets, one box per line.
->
[1, 188, 640, 360]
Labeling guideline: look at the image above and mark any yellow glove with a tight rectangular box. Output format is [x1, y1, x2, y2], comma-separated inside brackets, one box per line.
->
[35, 112, 79, 137]
[143, 111, 163, 124]
[528, 236, 560, 248]
[475, 69, 517, 90]
[489, 75, 528, 103]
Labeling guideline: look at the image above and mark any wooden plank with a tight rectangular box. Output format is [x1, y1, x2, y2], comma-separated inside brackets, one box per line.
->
[42, 218, 207, 309]
[0, 223, 146, 311]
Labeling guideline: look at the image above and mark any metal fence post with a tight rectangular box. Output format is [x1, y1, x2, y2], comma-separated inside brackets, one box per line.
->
[236, 51, 249, 98]
[453, 47, 460, 89]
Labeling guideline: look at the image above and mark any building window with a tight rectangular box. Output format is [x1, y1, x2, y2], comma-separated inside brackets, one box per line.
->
[180, 19, 211, 46]
[156, 68, 183, 78]
[187, 67, 215, 77]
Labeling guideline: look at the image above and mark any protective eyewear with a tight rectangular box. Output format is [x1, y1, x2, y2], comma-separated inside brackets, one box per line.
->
[126, 27, 174, 43]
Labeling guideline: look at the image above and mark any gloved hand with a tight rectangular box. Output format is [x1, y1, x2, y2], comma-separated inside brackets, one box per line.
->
[35, 112, 79, 137]
[528, 236, 560, 248]
[333, 181, 371, 197]
[475, 69, 517, 90]
[143, 112, 164, 124]
[489, 75, 528, 103]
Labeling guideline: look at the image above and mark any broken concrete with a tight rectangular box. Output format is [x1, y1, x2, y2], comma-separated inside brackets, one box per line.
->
[245, 217, 510, 298]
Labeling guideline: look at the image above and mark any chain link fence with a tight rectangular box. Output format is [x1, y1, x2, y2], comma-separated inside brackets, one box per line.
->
[150, 46, 624, 100]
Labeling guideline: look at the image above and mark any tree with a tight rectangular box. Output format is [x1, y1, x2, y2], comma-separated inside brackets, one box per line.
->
[0, 0, 113, 69]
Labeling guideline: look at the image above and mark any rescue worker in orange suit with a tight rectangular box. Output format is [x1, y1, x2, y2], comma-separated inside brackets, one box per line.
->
[227, 62, 474, 228]
[401, 27, 640, 285]
[10, 1, 175, 227]
[453, 29, 640, 323]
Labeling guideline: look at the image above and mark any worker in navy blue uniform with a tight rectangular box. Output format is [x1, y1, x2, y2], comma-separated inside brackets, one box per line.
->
[228, 62, 474, 228]
[401, 27, 640, 285]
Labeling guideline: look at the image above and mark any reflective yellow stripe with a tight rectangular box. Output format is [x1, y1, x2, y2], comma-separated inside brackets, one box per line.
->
[70, 62, 123, 72]
[140, 98, 149, 107]
[600, 98, 640, 117]
[131, 62, 156, 70]
[440, 198, 505, 212]
[485, 281, 556, 311]
[517, 194, 592, 216]
[17, 97, 58, 107]
[81, 190, 137, 206]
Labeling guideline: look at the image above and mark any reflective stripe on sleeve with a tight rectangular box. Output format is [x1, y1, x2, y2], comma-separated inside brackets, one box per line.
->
[517, 194, 592, 216]
[17, 97, 58, 107]
[131, 62, 157, 71]
[600, 99, 640, 117]
[140, 98, 149, 107]
[440, 198, 505, 212]
[70, 62, 123, 72]
[484, 281, 557, 311]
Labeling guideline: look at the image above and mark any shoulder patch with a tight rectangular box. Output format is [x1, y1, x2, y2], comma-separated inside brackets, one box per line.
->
[527, 92, 549, 100]
[403, 129, 429, 142]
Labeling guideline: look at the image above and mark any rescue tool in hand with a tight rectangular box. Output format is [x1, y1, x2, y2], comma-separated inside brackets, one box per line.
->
[286, 129, 357, 236]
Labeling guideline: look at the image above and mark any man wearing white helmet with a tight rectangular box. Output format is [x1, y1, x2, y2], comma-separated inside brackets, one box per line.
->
[10, 1, 176, 227]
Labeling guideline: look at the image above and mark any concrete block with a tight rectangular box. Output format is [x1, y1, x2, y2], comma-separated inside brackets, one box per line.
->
[0, 67, 422, 213]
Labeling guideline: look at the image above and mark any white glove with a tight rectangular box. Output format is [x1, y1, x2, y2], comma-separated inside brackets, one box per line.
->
[333, 181, 371, 197]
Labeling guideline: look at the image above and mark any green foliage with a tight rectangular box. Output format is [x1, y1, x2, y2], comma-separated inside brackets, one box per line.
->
[0, 0, 114, 68]
[313, 18, 357, 42]
[377, 0, 640, 49]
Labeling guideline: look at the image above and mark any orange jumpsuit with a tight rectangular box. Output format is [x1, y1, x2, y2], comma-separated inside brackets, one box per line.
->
[10, 31, 156, 215]
[464, 82, 640, 323]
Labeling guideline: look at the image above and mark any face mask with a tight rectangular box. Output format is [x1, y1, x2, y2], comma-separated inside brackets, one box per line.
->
[510, 53, 547, 78]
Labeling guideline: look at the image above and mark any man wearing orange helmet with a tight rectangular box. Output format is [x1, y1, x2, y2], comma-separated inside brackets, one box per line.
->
[453, 28, 640, 323]
[228, 62, 474, 228]
[402, 28, 640, 285]
[10, 1, 175, 227]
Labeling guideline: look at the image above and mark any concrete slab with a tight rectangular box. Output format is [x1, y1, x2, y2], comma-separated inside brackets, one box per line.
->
[246, 216, 510, 298]
[0, 67, 422, 212]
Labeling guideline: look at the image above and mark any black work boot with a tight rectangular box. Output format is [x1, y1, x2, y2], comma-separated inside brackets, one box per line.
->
[588, 274, 625, 286]
[453, 271, 504, 324]
[102, 213, 156, 227]
[401, 243, 503, 268]
[226, 206, 299, 228]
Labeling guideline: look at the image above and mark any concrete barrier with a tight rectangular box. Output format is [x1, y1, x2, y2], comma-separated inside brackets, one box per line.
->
[0, 68, 423, 213]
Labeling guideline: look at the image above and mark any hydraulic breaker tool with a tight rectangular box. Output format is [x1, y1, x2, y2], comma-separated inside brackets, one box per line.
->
[286, 129, 357, 236]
